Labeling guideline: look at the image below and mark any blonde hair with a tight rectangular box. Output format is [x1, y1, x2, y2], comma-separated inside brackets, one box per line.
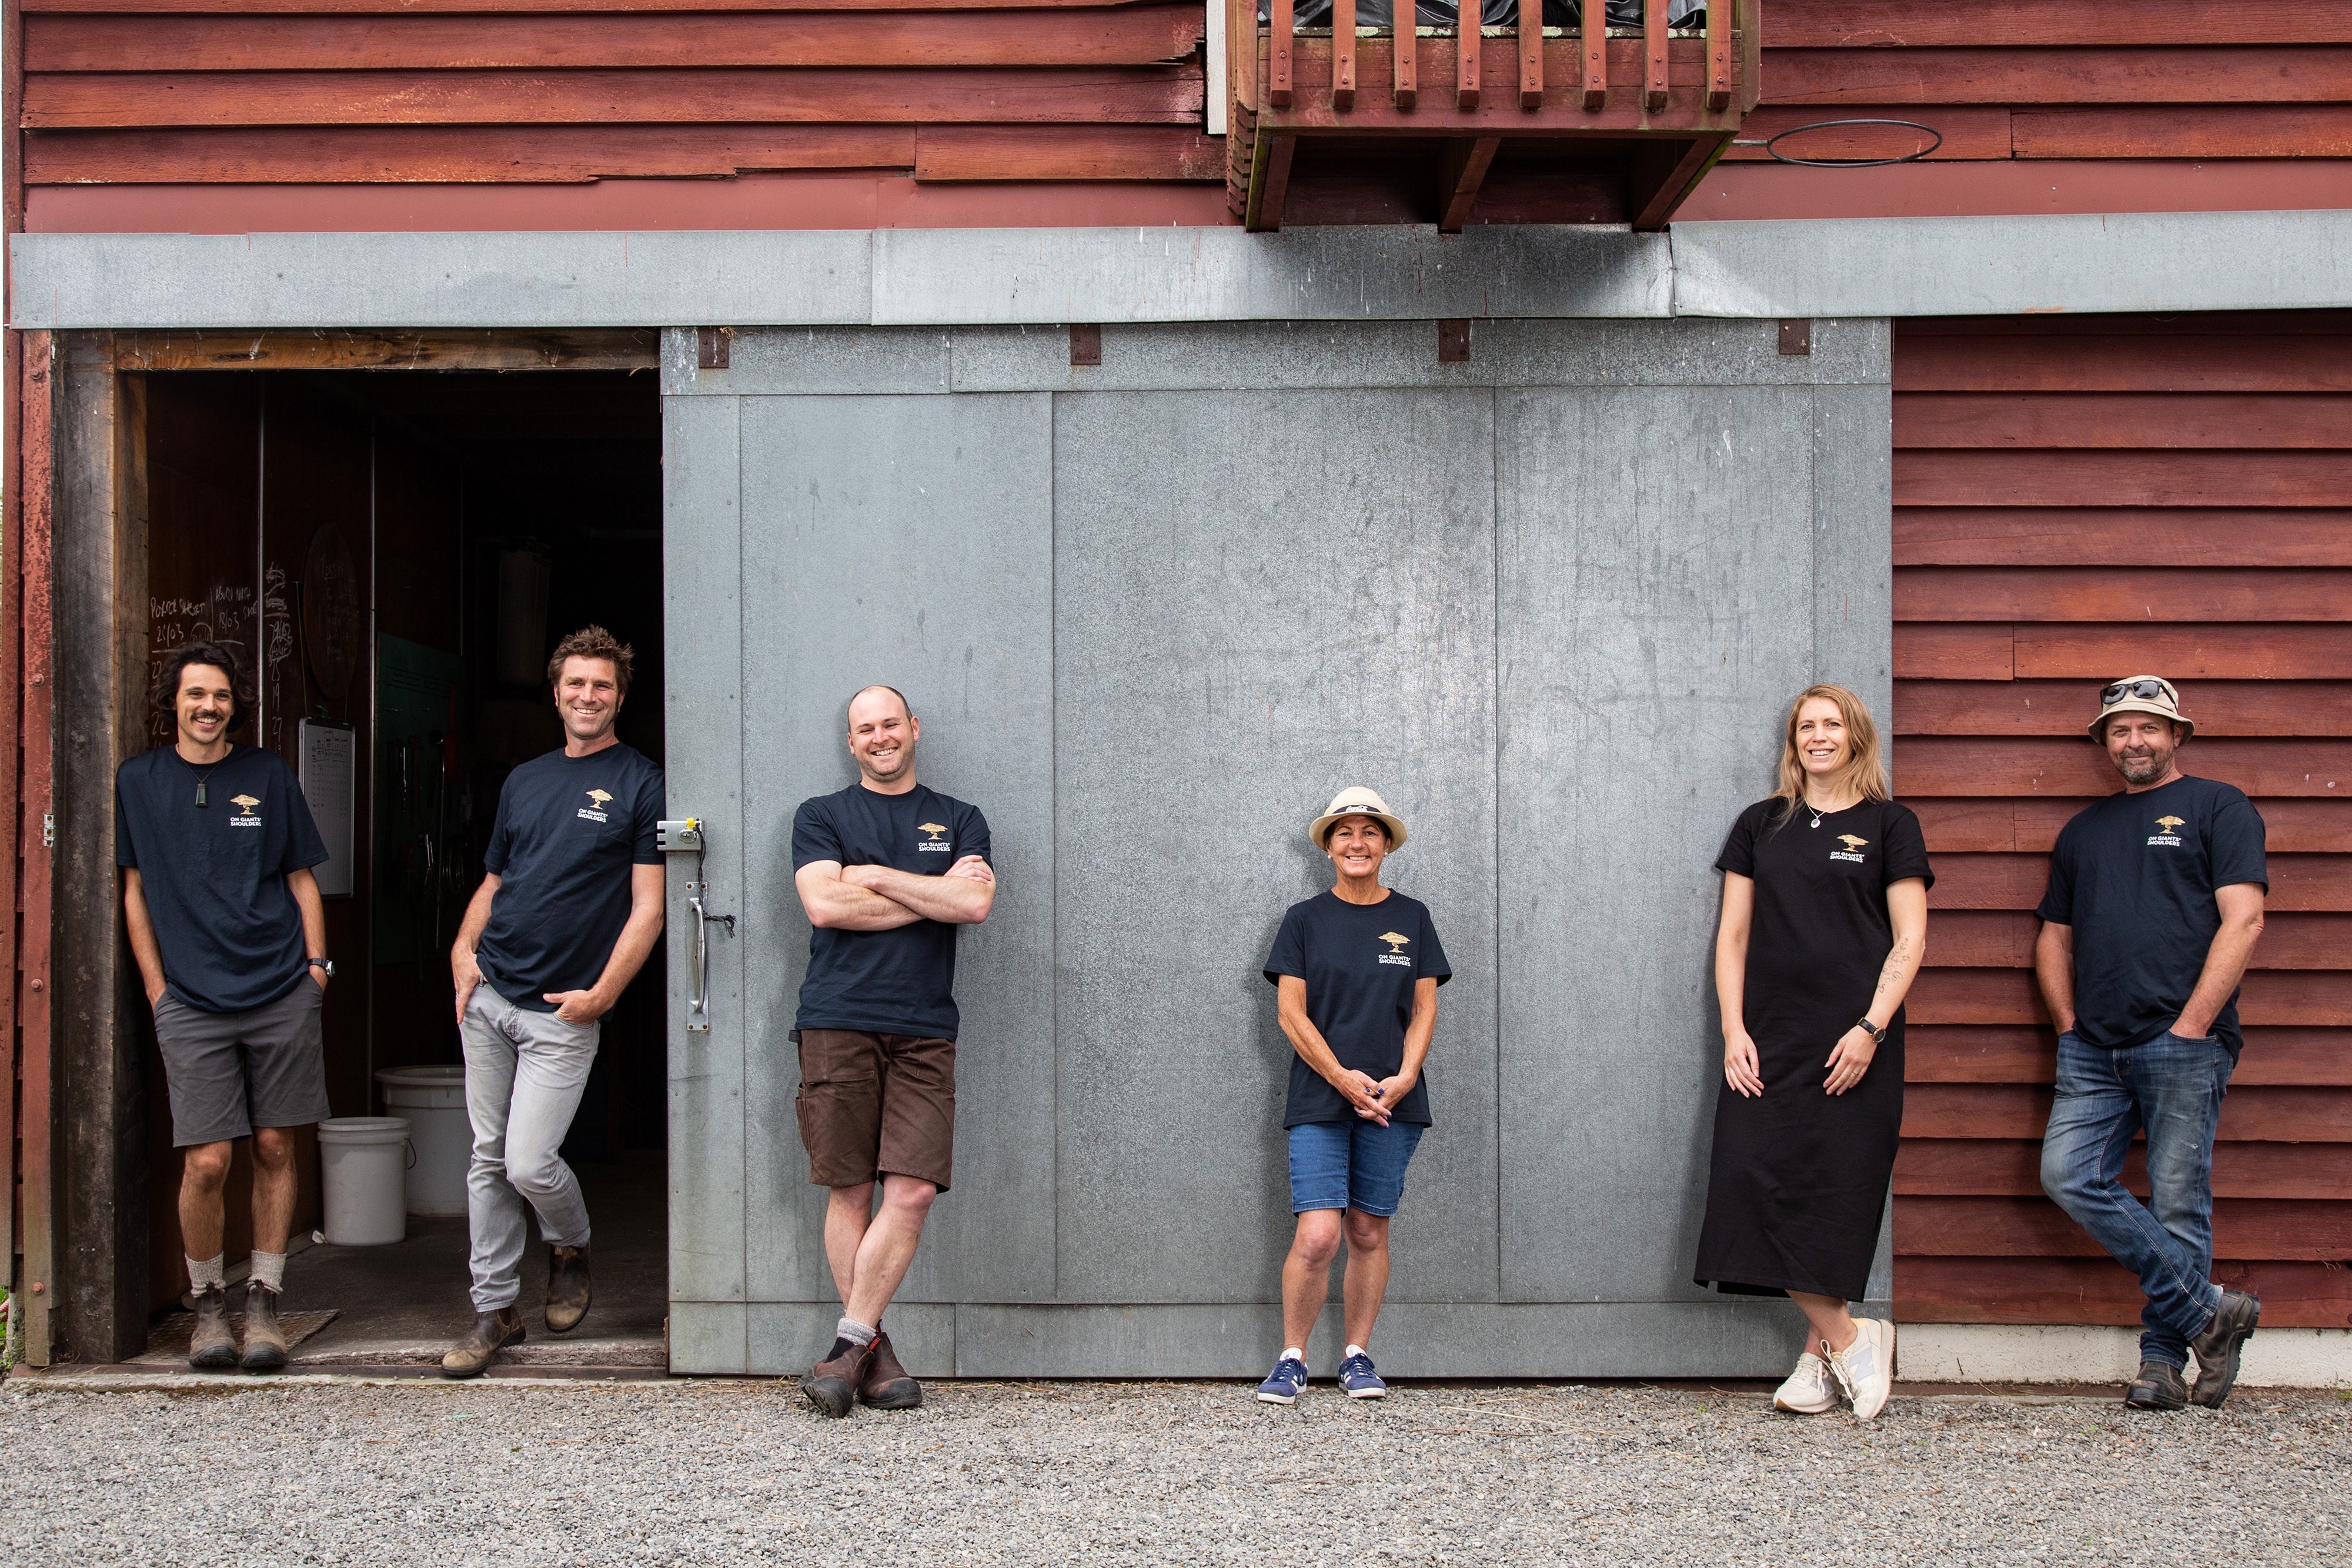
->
[1772, 683, 1889, 824]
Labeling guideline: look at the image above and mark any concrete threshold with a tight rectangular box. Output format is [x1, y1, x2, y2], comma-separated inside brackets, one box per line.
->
[9, 1362, 699, 1392]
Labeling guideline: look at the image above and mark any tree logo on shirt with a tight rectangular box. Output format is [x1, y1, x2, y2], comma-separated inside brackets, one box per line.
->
[2150, 815, 2185, 847]
[1830, 834, 1868, 864]
[578, 788, 613, 825]
[1376, 931, 1414, 966]
[228, 793, 263, 828]
[2156, 816, 2184, 833]
[916, 821, 953, 852]
[586, 790, 613, 808]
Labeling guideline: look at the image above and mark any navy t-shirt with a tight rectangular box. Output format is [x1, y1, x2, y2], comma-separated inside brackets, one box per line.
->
[792, 783, 991, 1041]
[476, 743, 664, 1012]
[1264, 890, 1451, 1129]
[115, 743, 329, 1014]
[2037, 775, 2267, 1057]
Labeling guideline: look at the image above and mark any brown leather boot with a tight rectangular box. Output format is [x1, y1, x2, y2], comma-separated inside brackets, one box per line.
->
[799, 1338, 876, 1419]
[545, 1244, 592, 1334]
[239, 1281, 290, 1372]
[858, 1329, 922, 1410]
[188, 1286, 238, 1370]
[440, 1306, 526, 1379]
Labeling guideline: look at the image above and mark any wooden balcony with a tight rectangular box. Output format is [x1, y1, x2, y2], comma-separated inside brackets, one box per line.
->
[1227, 1, 1762, 232]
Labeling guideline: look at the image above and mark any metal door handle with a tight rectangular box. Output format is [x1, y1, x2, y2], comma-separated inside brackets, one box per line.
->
[686, 887, 736, 1034]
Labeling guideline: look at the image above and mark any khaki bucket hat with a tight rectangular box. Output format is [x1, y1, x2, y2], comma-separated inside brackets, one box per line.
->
[2088, 675, 2196, 741]
[1309, 787, 1408, 851]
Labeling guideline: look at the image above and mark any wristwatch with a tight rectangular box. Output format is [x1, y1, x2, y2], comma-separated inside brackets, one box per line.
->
[309, 958, 335, 979]
[1855, 1016, 1887, 1046]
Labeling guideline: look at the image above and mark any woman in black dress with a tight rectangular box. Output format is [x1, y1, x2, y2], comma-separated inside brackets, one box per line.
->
[1696, 684, 1930, 1420]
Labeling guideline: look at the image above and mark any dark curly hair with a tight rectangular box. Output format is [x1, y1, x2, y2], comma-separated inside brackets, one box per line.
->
[546, 624, 634, 697]
[152, 640, 254, 736]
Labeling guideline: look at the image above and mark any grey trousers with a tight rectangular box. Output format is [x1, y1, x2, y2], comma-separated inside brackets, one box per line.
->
[462, 983, 600, 1312]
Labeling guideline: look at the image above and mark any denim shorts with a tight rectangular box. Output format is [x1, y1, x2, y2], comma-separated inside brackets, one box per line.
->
[1288, 1119, 1426, 1217]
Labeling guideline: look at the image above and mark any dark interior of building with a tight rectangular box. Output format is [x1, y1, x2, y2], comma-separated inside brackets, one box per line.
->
[132, 367, 669, 1366]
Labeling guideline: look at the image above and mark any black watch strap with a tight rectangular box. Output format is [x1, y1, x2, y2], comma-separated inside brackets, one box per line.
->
[1856, 1016, 1886, 1045]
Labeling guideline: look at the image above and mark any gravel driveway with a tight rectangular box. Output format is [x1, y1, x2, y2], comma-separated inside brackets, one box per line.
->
[4, 1376, 2344, 1566]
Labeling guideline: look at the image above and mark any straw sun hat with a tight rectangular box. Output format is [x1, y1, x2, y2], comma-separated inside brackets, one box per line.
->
[1308, 787, 1408, 851]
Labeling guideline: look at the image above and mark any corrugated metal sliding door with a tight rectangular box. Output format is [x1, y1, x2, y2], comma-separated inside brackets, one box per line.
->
[1890, 313, 2352, 1335]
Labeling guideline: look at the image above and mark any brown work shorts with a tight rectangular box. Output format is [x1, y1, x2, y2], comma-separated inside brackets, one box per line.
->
[793, 1029, 956, 1194]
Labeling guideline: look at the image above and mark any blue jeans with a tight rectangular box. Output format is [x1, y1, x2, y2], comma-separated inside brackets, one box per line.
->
[2039, 1029, 2230, 1367]
[1288, 1119, 1425, 1217]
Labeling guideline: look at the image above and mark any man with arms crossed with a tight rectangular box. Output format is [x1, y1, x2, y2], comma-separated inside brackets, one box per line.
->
[2037, 676, 2267, 1411]
[791, 684, 995, 1416]
[442, 626, 665, 1378]
[119, 641, 333, 1372]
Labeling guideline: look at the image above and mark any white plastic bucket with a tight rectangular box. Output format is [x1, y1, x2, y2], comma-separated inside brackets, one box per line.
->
[318, 1116, 410, 1246]
[375, 1065, 471, 1217]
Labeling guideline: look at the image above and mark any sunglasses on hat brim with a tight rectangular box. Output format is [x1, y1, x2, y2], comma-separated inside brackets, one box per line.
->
[2099, 677, 2179, 707]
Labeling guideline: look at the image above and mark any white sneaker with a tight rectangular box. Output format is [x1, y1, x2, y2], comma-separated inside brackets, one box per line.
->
[1825, 1318, 1894, 1421]
[1772, 1349, 1839, 1414]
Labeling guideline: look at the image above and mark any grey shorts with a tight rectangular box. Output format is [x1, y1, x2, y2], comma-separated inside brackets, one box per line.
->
[153, 981, 332, 1146]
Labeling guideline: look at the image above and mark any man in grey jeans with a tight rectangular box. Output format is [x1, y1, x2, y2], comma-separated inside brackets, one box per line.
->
[442, 625, 666, 1378]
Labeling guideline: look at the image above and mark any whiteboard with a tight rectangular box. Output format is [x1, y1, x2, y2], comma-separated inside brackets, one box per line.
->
[298, 718, 357, 899]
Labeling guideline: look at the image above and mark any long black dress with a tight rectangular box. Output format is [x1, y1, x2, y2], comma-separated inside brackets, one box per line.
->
[1693, 795, 1934, 1302]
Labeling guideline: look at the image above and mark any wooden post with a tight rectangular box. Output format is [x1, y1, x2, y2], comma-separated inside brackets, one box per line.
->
[53, 335, 149, 1365]
[1456, 5, 1481, 109]
[1231, 0, 1258, 115]
[1247, 133, 1298, 230]
[1333, 0, 1355, 110]
[1644, 0, 1669, 109]
[1394, 0, 1416, 109]
[1518, 0, 1542, 109]
[1581, 0, 1606, 112]
[1707, 0, 1732, 109]
[15, 331, 57, 1368]
[1271, 0, 1294, 108]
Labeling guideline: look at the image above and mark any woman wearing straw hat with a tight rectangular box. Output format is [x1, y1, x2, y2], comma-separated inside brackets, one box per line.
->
[1255, 788, 1450, 1405]
[1695, 684, 1932, 1422]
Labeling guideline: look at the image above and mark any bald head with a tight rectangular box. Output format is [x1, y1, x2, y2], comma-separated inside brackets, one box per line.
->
[846, 684, 919, 791]
[846, 684, 911, 728]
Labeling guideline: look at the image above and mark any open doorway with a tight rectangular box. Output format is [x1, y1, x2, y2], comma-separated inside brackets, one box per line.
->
[131, 366, 668, 1369]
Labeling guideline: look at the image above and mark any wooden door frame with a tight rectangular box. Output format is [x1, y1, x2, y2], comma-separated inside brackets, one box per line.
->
[9, 329, 657, 1366]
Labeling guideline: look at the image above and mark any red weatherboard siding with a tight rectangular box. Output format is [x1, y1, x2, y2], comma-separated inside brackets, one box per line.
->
[1890, 315, 2352, 1330]
[18, 0, 2352, 228]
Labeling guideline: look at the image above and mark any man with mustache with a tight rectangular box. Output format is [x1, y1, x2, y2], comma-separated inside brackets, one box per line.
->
[118, 641, 333, 1372]
[2035, 677, 2267, 1410]
[789, 684, 995, 1416]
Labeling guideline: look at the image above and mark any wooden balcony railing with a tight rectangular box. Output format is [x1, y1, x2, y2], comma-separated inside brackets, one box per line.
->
[1227, 0, 1762, 232]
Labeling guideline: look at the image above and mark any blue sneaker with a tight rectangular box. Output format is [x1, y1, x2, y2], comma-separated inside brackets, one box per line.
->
[1337, 1352, 1387, 1399]
[1255, 1355, 1309, 1405]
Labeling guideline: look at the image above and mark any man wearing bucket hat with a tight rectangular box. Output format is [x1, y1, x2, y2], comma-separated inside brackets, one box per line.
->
[118, 640, 333, 1373]
[1257, 788, 1448, 1405]
[2034, 676, 2268, 1411]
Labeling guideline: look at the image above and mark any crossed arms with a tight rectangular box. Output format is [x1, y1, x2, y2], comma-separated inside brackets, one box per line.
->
[796, 855, 996, 931]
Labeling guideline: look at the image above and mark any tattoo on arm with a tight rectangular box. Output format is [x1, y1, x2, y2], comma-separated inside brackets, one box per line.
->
[1872, 935, 1913, 1002]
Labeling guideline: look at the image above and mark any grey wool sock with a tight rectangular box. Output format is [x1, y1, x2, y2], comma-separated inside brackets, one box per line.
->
[187, 1254, 226, 1293]
[836, 1317, 877, 1348]
[249, 1251, 286, 1293]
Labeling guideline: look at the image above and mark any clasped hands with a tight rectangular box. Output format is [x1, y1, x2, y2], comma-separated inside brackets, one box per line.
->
[1334, 1068, 1416, 1126]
